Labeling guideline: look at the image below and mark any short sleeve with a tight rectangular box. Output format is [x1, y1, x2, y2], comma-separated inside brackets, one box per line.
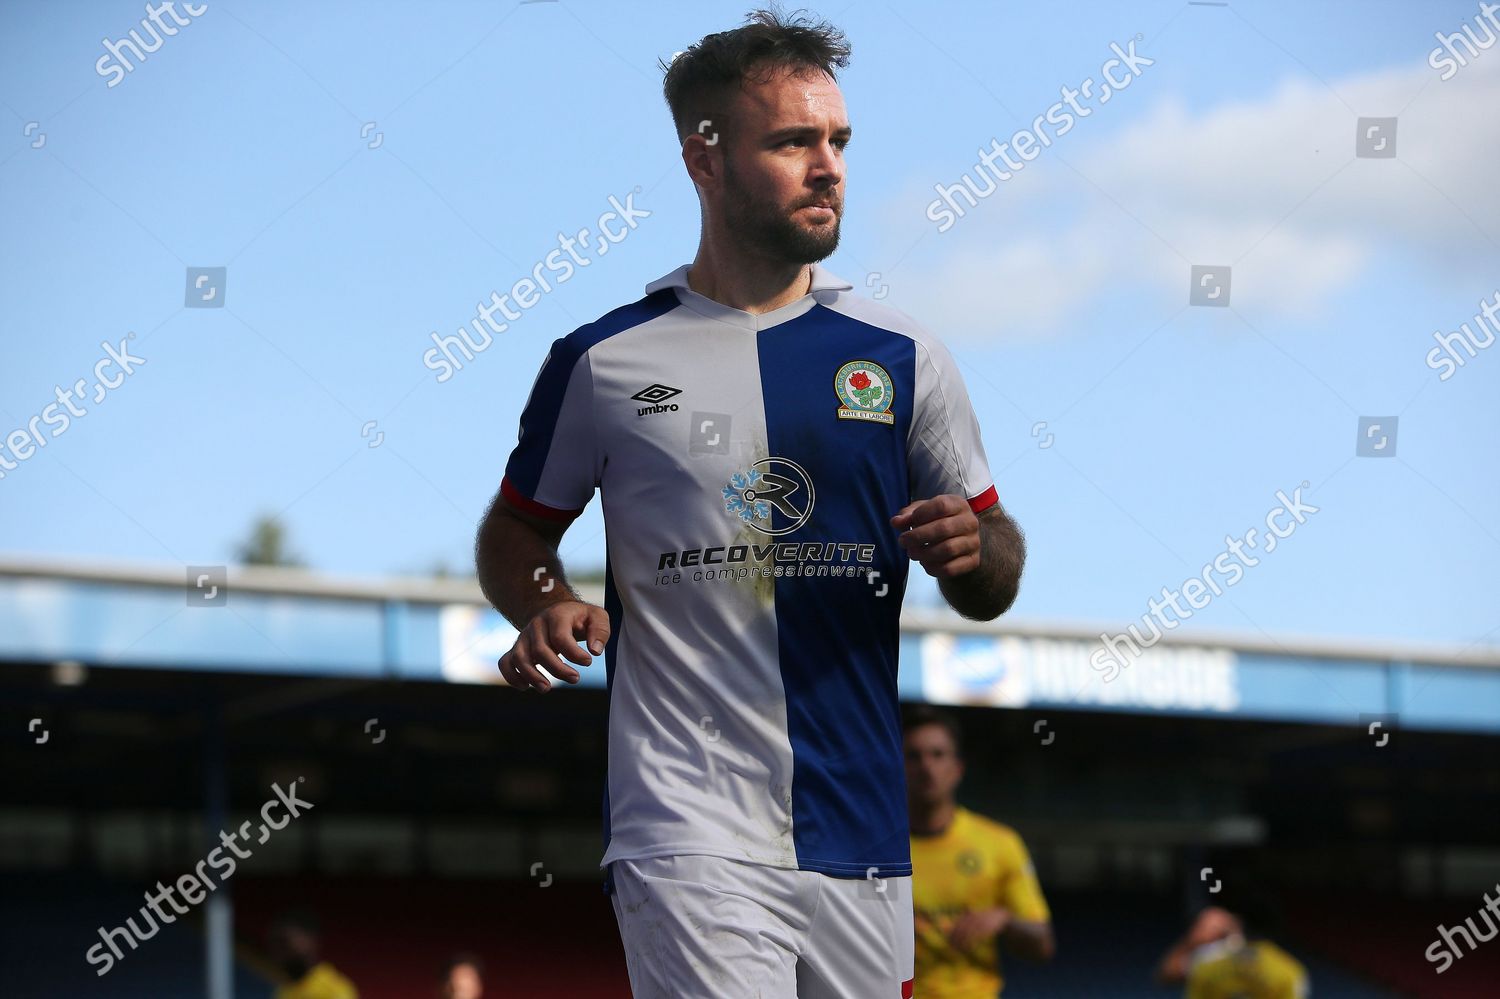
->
[995, 830, 1050, 922]
[908, 334, 998, 514]
[500, 337, 599, 521]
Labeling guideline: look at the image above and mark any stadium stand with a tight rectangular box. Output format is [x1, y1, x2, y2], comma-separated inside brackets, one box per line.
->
[2, 557, 1496, 997]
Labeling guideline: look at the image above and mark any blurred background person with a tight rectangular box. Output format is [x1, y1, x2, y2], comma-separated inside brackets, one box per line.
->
[1160, 891, 1309, 999]
[268, 911, 357, 999]
[439, 952, 484, 999]
[1156, 904, 1244, 987]
[905, 705, 1055, 998]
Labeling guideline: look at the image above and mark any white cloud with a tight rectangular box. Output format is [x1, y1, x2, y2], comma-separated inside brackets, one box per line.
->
[879, 49, 1500, 341]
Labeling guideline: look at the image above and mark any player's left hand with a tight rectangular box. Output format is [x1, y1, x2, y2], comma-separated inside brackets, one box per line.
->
[891, 495, 981, 579]
[947, 907, 1010, 950]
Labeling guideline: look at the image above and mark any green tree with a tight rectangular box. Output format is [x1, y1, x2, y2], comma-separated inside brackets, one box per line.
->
[236, 514, 304, 567]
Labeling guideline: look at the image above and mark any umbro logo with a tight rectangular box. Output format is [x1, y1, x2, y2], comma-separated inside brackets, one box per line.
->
[633, 383, 681, 416]
[632, 384, 681, 404]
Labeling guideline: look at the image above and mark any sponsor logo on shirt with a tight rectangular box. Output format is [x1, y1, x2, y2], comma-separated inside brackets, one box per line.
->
[721, 458, 814, 535]
[652, 455, 883, 588]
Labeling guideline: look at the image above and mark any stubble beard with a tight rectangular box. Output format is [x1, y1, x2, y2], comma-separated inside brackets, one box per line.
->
[722, 156, 841, 264]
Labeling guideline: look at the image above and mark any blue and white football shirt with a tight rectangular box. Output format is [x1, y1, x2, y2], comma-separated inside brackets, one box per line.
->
[501, 262, 998, 887]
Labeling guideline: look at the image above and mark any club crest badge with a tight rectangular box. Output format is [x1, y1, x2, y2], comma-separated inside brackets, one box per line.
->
[834, 359, 894, 425]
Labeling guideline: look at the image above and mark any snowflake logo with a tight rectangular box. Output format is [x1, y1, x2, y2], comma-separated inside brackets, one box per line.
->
[723, 468, 772, 523]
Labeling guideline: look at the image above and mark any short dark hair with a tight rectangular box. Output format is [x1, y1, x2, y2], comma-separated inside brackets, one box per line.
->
[902, 704, 963, 756]
[660, 5, 852, 146]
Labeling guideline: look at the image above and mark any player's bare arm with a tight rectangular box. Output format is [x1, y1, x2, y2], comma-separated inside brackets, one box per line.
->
[474, 491, 610, 693]
[1155, 905, 1239, 984]
[998, 911, 1056, 963]
[948, 906, 1054, 961]
[891, 496, 1025, 620]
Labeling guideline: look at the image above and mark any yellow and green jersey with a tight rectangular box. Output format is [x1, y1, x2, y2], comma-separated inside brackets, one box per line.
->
[910, 806, 1050, 998]
[274, 962, 358, 999]
[1185, 938, 1309, 999]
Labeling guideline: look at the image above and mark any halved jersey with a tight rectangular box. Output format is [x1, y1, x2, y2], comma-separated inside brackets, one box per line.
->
[501, 262, 999, 888]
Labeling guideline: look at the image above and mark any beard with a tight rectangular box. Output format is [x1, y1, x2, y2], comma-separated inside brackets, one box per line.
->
[722, 158, 841, 264]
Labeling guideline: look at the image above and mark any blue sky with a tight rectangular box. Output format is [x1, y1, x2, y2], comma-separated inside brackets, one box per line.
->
[1, 0, 1496, 649]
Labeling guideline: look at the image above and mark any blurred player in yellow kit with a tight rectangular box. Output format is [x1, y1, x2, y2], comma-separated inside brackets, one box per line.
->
[904, 706, 1054, 998]
[1160, 893, 1308, 999]
[268, 912, 358, 999]
[1186, 937, 1307, 999]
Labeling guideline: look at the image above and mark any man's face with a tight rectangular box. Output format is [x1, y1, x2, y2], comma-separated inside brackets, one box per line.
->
[443, 962, 484, 999]
[904, 723, 964, 808]
[717, 65, 849, 264]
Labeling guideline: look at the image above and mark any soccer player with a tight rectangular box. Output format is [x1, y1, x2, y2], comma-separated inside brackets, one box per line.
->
[438, 952, 484, 999]
[1168, 894, 1309, 999]
[474, 8, 1026, 997]
[1156, 905, 1241, 987]
[267, 912, 357, 999]
[904, 706, 1054, 998]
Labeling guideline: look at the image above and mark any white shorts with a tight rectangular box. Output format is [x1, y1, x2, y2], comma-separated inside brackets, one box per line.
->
[608, 854, 915, 999]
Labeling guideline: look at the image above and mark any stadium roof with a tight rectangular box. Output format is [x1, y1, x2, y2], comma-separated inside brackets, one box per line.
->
[3, 554, 1497, 733]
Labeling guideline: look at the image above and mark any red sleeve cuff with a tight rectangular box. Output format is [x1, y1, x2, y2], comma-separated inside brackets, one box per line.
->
[501, 476, 584, 523]
[967, 484, 999, 514]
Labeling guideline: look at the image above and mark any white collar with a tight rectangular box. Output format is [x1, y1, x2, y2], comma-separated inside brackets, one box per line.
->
[644, 263, 853, 331]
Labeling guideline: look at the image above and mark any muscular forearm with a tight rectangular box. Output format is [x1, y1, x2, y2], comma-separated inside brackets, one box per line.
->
[939, 507, 1025, 620]
[474, 506, 581, 629]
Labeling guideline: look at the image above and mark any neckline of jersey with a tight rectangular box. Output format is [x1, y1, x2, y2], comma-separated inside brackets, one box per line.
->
[645, 262, 855, 332]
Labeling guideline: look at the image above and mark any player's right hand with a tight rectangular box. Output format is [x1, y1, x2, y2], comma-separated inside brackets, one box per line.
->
[498, 600, 610, 693]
